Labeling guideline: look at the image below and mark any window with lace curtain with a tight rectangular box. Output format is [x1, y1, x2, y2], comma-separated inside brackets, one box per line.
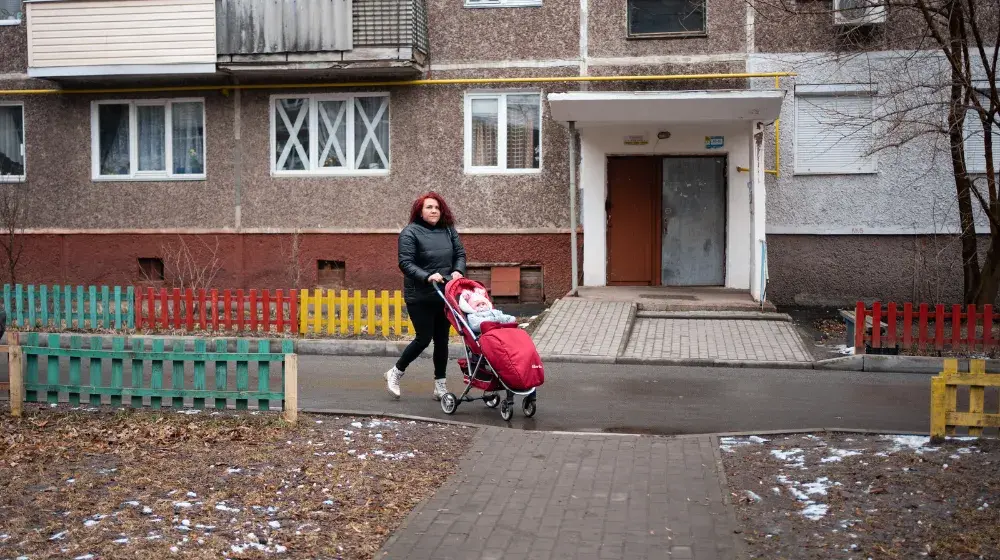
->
[0, 0, 21, 24]
[90, 99, 206, 181]
[464, 92, 541, 173]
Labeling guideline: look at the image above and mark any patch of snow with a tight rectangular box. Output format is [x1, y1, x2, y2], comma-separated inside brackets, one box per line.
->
[113, 538, 128, 544]
[745, 490, 763, 503]
[351, 422, 363, 428]
[269, 521, 281, 529]
[170, 546, 179, 553]
[176, 410, 201, 415]
[173, 502, 193, 508]
[124, 501, 140, 507]
[323, 500, 334, 506]
[215, 503, 240, 513]
[75, 555, 95, 560]
[719, 436, 769, 453]
[881, 435, 940, 454]
[834, 345, 855, 355]
[227, 468, 242, 474]
[49, 531, 68, 541]
[801, 504, 829, 521]
[771, 487, 781, 495]
[142, 506, 153, 515]
[67, 479, 75, 484]
[84, 519, 99, 528]
[822, 449, 863, 463]
[186, 492, 197, 498]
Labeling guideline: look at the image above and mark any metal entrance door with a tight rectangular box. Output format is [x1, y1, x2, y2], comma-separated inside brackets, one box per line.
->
[661, 156, 727, 286]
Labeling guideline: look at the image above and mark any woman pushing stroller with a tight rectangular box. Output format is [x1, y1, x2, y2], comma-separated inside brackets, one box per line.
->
[383, 192, 466, 401]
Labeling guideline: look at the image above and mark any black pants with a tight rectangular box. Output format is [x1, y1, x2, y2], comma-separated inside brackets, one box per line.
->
[396, 300, 450, 380]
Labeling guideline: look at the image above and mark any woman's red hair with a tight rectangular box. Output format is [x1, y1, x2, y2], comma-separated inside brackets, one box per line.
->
[409, 191, 455, 227]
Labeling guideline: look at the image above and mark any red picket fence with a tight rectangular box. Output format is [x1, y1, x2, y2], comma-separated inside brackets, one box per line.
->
[134, 288, 299, 334]
[854, 301, 996, 354]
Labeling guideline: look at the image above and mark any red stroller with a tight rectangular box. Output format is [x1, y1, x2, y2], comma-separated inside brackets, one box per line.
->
[434, 279, 544, 421]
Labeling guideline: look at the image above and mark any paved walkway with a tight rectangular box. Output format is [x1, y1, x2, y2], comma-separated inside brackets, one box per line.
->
[531, 297, 813, 364]
[377, 428, 742, 560]
[622, 318, 812, 363]
[532, 299, 634, 360]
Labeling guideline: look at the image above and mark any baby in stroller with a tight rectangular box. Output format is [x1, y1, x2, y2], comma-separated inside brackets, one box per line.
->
[458, 287, 517, 333]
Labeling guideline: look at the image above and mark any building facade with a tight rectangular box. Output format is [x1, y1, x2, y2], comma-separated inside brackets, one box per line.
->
[0, 0, 990, 306]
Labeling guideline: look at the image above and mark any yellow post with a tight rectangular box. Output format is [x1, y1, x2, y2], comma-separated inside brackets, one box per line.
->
[340, 290, 349, 335]
[8, 333, 23, 418]
[944, 359, 958, 436]
[930, 376, 947, 441]
[393, 291, 403, 335]
[298, 290, 309, 334]
[380, 291, 390, 337]
[968, 358, 986, 436]
[367, 290, 376, 335]
[282, 353, 298, 424]
[325, 289, 336, 335]
[353, 290, 362, 335]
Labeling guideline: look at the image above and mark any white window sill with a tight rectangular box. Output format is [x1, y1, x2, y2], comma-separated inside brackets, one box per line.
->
[465, 167, 542, 175]
[0, 175, 25, 183]
[92, 175, 207, 182]
[271, 169, 390, 178]
[792, 169, 878, 176]
[0, 19, 21, 26]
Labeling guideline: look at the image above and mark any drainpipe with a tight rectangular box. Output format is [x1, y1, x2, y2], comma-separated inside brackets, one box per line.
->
[569, 121, 579, 296]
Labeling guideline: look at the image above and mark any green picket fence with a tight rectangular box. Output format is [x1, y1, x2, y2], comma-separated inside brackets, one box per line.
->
[3, 284, 136, 330]
[10, 332, 297, 419]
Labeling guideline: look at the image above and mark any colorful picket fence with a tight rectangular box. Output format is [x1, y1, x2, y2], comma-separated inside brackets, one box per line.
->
[3, 284, 135, 330]
[134, 288, 299, 334]
[298, 288, 445, 336]
[6, 332, 298, 422]
[855, 301, 998, 354]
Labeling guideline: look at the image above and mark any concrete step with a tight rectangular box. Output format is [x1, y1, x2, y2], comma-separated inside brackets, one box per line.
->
[637, 310, 792, 321]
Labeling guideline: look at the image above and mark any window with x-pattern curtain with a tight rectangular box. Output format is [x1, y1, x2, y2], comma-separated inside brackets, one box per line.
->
[271, 93, 390, 175]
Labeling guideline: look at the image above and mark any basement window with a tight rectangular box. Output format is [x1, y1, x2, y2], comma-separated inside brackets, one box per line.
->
[0, 0, 21, 25]
[465, 0, 541, 6]
[138, 258, 165, 282]
[317, 260, 346, 289]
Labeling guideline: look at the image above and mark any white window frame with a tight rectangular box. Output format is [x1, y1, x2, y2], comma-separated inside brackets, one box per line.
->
[793, 84, 878, 175]
[0, 102, 25, 183]
[90, 98, 207, 182]
[464, 91, 543, 175]
[0, 0, 21, 26]
[269, 93, 391, 177]
[465, 0, 542, 7]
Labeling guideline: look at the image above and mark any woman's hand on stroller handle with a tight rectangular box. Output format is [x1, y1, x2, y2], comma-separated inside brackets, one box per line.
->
[427, 273, 446, 284]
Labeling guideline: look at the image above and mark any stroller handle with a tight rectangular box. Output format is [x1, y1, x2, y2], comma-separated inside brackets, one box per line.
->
[433, 280, 476, 338]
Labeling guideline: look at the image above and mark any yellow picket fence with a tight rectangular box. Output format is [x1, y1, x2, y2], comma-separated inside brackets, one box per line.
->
[298, 289, 457, 337]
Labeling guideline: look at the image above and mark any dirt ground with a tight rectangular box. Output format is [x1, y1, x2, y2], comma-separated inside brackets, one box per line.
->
[720, 432, 1000, 560]
[0, 404, 475, 559]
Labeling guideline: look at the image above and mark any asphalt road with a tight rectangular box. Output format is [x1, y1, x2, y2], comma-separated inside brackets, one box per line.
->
[0, 352, 932, 435]
[296, 355, 932, 435]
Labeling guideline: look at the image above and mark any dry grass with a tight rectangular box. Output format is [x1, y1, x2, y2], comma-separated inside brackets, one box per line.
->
[0, 404, 476, 559]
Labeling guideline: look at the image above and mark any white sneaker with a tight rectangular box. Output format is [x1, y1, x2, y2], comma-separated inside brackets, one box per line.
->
[384, 366, 403, 399]
[433, 378, 448, 401]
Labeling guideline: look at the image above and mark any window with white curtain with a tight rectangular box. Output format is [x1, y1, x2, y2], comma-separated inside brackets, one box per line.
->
[91, 99, 206, 180]
[0, 0, 22, 24]
[465, 92, 542, 173]
[964, 90, 1000, 174]
[794, 86, 876, 175]
[0, 104, 25, 181]
[271, 93, 390, 175]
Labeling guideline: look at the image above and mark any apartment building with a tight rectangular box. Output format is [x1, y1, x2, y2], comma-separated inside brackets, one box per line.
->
[0, 0, 984, 307]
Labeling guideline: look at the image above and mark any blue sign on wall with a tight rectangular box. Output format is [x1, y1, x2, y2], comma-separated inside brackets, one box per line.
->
[705, 136, 724, 149]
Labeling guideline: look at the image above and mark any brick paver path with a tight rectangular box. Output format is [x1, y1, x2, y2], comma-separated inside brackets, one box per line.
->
[622, 318, 812, 363]
[377, 428, 742, 560]
[531, 299, 634, 359]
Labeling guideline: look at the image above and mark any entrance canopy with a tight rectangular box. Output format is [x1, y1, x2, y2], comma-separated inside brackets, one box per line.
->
[547, 90, 785, 127]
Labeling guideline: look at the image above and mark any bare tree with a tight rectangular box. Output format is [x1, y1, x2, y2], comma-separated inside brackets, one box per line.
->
[751, 0, 1000, 303]
[139, 235, 223, 291]
[0, 179, 29, 286]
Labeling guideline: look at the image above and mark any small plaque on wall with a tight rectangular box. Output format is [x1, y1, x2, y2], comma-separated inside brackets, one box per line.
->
[624, 134, 648, 146]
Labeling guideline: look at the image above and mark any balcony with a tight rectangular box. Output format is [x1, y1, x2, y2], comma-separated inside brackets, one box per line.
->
[216, 0, 429, 78]
[26, 0, 219, 79]
[25, 0, 428, 81]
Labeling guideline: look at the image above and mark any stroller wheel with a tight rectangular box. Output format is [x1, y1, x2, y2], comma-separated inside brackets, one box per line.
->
[522, 397, 537, 418]
[441, 393, 458, 415]
[484, 393, 500, 408]
[499, 399, 514, 421]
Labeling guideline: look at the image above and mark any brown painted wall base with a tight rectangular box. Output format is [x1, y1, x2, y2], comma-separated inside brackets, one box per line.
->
[9, 233, 584, 304]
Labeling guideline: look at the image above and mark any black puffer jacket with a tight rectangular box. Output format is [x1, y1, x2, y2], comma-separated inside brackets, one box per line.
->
[398, 219, 467, 304]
